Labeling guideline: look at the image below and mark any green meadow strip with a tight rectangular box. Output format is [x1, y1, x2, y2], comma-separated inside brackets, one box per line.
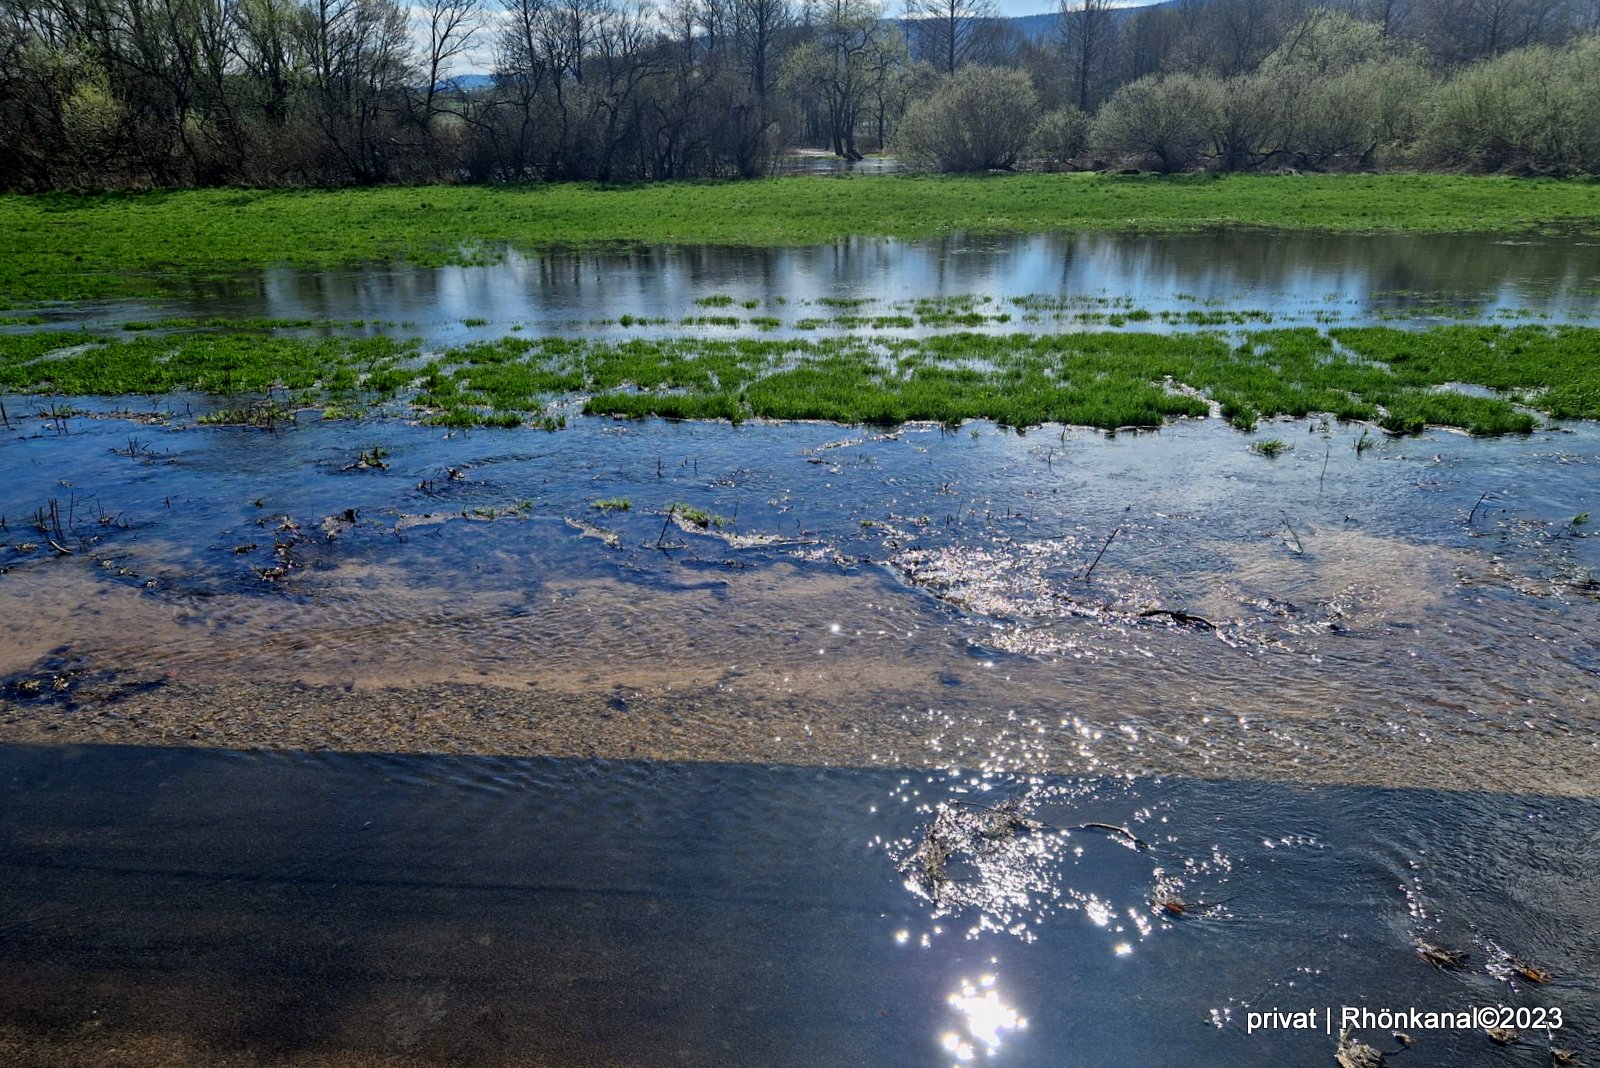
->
[5, 174, 1600, 302]
[2, 324, 1592, 434]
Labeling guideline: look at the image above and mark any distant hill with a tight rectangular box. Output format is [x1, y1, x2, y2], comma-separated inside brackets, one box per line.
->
[1008, 0, 1182, 43]
[1008, 11, 1058, 39]
[448, 3, 1181, 81]
[437, 74, 496, 92]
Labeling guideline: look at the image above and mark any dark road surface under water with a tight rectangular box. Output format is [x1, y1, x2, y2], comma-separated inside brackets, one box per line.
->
[2, 230, 1599, 1065]
[2, 744, 1597, 1068]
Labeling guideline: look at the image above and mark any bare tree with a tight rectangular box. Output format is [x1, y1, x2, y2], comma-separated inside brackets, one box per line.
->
[903, 0, 994, 74]
[1116, 2, 1184, 81]
[420, 0, 484, 123]
[733, 0, 793, 97]
[299, 0, 416, 181]
[1058, 0, 1114, 112]
[1412, 0, 1571, 63]
[784, 0, 900, 158]
[1350, 0, 1412, 38]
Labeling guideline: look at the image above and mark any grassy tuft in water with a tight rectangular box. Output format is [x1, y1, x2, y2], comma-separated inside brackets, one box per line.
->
[1332, 325, 1594, 424]
[671, 503, 727, 528]
[0, 322, 1582, 436]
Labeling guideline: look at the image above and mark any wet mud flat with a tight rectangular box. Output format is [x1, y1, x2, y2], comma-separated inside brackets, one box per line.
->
[1, 743, 1595, 1067]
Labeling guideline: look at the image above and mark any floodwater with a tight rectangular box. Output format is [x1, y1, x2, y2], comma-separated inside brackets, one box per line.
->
[772, 150, 907, 176]
[2, 744, 1596, 1067]
[26, 229, 1600, 343]
[2, 230, 1599, 1065]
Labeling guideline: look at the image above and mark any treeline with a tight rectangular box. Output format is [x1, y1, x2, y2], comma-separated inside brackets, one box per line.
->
[1066, 14, 1600, 174]
[2, 0, 1599, 189]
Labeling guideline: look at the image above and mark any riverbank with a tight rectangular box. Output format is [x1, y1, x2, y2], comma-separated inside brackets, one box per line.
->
[6, 174, 1600, 303]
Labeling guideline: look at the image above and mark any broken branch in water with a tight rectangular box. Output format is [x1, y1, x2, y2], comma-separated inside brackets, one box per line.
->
[656, 504, 676, 548]
[1081, 526, 1120, 583]
[1468, 490, 1493, 525]
[1073, 821, 1152, 851]
[1280, 512, 1304, 554]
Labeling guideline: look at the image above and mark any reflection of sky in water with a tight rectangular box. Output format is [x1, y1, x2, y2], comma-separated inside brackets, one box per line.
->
[46, 231, 1600, 341]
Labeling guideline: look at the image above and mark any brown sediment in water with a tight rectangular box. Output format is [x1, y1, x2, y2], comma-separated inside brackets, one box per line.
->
[2, 528, 1596, 796]
[3, 673, 1596, 797]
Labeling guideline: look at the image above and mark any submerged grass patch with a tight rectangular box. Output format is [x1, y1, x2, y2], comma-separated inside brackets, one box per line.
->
[0, 331, 419, 409]
[5, 175, 1600, 302]
[1332, 325, 1600, 422]
[419, 326, 1565, 434]
[1, 323, 1586, 435]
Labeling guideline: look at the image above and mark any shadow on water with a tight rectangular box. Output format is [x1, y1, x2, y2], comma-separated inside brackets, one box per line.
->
[0, 743, 1595, 1067]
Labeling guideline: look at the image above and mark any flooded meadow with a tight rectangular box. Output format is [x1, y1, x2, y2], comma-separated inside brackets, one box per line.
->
[2, 229, 1598, 1066]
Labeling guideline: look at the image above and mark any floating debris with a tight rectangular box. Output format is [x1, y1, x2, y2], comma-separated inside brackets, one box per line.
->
[1510, 958, 1555, 984]
[900, 798, 1040, 905]
[1137, 607, 1216, 630]
[1413, 938, 1468, 971]
[565, 517, 621, 548]
[1076, 821, 1151, 851]
[341, 446, 389, 472]
[1154, 893, 1188, 915]
[1488, 944, 1557, 985]
[1336, 1024, 1387, 1067]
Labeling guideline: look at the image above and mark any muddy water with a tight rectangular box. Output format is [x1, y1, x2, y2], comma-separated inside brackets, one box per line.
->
[29, 230, 1600, 341]
[1, 408, 1596, 793]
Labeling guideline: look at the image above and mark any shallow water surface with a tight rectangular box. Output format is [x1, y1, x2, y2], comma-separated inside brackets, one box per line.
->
[29, 230, 1600, 342]
[1, 743, 1594, 1067]
[1, 408, 1595, 793]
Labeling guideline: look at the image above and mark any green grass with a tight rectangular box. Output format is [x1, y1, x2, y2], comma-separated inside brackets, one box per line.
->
[0, 331, 418, 397]
[5, 175, 1600, 302]
[591, 497, 632, 511]
[1331, 325, 1600, 422]
[0, 323, 1582, 435]
[671, 503, 728, 528]
[415, 327, 1557, 433]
